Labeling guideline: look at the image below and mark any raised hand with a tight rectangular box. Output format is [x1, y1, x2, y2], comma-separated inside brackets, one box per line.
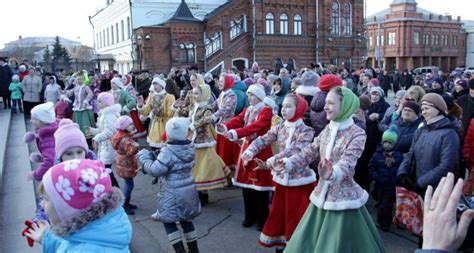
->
[24, 220, 50, 245]
[318, 159, 334, 181]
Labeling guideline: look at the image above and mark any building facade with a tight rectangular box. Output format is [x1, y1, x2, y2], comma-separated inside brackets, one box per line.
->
[134, 0, 366, 74]
[465, 20, 474, 68]
[89, 0, 226, 74]
[365, 0, 467, 71]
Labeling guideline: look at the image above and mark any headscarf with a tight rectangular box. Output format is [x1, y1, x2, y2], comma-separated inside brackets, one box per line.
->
[224, 75, 234, 90]
[199, 84, 212, 102]
[288, 94, 308, 122]
[194, 73, 205, 87]
[334, 87, 360, 122]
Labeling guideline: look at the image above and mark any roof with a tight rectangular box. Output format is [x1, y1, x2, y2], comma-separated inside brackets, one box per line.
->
[169, 0, 201, 22]
[366, 6, 459, 24]
[391, 0, 416, 4]
[203, 0, 232, 21]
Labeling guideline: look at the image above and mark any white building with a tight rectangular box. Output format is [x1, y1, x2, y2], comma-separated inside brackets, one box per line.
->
[90, 0, 227, 74]
[465, 20, 474, 68]
[3, 36, 82, 51]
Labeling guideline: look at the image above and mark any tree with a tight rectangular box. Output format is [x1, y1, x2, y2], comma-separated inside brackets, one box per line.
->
[43, 46, 51, 71]
[51, 36, 71, 72]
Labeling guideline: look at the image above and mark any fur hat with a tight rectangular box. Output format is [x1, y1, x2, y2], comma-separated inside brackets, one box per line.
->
[247, 84, 266, 102]
[110, 77, 124, 89]
[42, 159, 112, 221]
[54, 119, 88, 159]
[421, 93, 448, 116]
[402, 101, 421, 115]
[152, 77, 166, 88]
[318, 74, 342, 92]
[165, 117, 190, 141]
[115, 116, 133, 130]
[301, 70, 320, 87]
[382, 125, 398, 144]
[31, 102, 56, 124]
[97, 92, 115, 107]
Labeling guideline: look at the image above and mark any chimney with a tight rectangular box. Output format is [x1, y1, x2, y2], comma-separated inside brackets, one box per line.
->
[19, 35, 22, 40]
[457, 16, 461, 22]
[447, 15, 452, 21]
[439, 15, 443, 20]
[429, 14, 433, 20]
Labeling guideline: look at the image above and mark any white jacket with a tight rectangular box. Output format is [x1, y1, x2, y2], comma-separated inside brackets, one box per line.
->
[91, 104, 121, 164]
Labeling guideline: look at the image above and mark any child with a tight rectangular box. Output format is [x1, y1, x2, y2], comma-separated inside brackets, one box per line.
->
[242, 94, 316, 251]
[368, 125, 403, 231]
[24, 102, 59, 181]
[139, 77, 175, 148]
[138, 117, 201, 253]
[87, 92, 121, 188]
[190, 83, 228, 205]
[54, 95, 70, 120]
[67, 73, 94, 134]
[44, 76, 62, 105]
[23, 159, 132, 251]
[8, 74, 23, 113]
[276, 86, 385, 252]
[218, 84, 274, 231]
[111, 116, 140, 215]
[54, 119, 94, 162]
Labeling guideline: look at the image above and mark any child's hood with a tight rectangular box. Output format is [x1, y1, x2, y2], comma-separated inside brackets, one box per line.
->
[165, 141, 195, 164]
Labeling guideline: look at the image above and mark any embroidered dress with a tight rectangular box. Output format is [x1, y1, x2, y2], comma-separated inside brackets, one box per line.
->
[189, 103, 227, 190]
[140, 91, 175, 148]
[213, 90, 238, 167]
[245, 119, 316, 247]
[283, 118, 385, 253]
[69, 84, 94, 134]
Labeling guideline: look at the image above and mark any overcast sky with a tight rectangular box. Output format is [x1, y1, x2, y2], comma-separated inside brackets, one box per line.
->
[1, 0, 472, 49]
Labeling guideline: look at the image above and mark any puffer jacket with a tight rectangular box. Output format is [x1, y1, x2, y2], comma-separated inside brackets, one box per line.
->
[393, 116, 423, 154]
[91, 104, 121, 164]
[309, 91, 329, 136]
[138, 140, 201, 223]
[397, 116, 460, 190]
[27, 122, 59, 181]
[368, 146, 403, 190]
[42, 188, 132, 252]
[111, 131, 139, 179]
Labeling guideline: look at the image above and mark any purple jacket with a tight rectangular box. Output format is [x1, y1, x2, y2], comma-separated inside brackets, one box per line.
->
[309, 91, 329, 136]
[34, 122, 59, 181]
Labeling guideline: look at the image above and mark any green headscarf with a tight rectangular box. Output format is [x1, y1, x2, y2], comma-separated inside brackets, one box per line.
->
[334, 86, 360, 122]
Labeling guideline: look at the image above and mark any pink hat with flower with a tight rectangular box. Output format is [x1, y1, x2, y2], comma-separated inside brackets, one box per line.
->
[42, 159, 112, 221]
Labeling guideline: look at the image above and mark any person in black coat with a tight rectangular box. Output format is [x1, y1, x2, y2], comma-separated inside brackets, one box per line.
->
[0, 57, 13, 109]
[380, 70, 391, 97]
[457, 79, 474, 136]
[400, 69, 414, 90]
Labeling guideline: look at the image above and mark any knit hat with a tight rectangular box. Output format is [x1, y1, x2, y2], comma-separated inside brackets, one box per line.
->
[152, 77, 166, 88]
[469, 79, 474, 90]
[19, 65, 26, 71]
[433, 77, 444, 86]
[97, 92, 115, 107]
[369, 78, 380, 86]
[12, 74, 20, 81]
[42, 159, 112, 221]
[199, 84, 212, 102]
[257, 78, 272, 95]
[31, 102, 56, 124]
[301, 70, 320, 88]
[395, 90, 406, 98]
[243, 77, 254, 87]
[204, 72, 213, 83]
[456, 79, 468, 89]
[54, 119, 89, 159]
[318, 74, 342, 92]
[116, 115, 133, 130]
[382, 125, 398, 144]
[359, 95, 371, 110]
[335, 87, 360, 122]
[288, 94, 308, 122]
[110, 77, 124, 89]
[370, 86, 385, 97]
[402, 101, 421, 115]
[224, 75, 235, 90]
[247, 84, 266, 102]
[421, 93, 448, 116]
[165, 117, 190, 141]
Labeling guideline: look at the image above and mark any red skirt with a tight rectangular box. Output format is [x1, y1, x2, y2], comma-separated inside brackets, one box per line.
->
[216, 134, 237, 166]
[130, 109, 146, 136]
[259, 182, 316, 247]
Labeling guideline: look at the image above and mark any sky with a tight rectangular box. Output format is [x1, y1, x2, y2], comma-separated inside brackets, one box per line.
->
[1, 0, 473, 50]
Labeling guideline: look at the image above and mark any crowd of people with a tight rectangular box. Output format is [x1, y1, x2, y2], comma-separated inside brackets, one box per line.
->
[0, 55, 473, 252]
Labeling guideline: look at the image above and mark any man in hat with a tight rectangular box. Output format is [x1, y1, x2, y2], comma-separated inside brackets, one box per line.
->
[0, 57, 13, 109]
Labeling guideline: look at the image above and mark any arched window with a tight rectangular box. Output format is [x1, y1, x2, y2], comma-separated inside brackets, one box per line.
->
[343, 3, 352, 36]
[331, 2, 340, 35]
[293, 14, 302, 35]
[179, 43, 195, 63]
[265, 13, 274, 34]
[280, 13, 288, 35]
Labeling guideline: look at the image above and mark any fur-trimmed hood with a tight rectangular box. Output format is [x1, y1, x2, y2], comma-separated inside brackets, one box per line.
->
[295, 85, 320, 97]
[51, 188, 131, 248]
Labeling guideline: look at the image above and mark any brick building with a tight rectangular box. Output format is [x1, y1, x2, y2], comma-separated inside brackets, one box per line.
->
[134, 0, 366, 74]
[365, 0, 467, 71]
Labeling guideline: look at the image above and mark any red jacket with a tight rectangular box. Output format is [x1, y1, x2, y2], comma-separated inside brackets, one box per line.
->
[462, 118, 474, 194]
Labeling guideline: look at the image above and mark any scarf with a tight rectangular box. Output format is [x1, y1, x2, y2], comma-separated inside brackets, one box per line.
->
[335, 86, 360, 122]
[288, 94, 308, 122]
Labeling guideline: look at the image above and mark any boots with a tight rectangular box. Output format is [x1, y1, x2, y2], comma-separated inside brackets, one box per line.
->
[123, 200, 135, 215]
[198, 191, 208, 206]
[172, 241, 186, 253]
[124, 197, 137, 209]
[241, 189, 256, 227]
[187, 240, 199, 253]
[275, 247, 285, 253]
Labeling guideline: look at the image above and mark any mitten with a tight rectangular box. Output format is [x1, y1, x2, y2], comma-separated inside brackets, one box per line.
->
[30, 152, 43, 163]
[20, 220, 35, 247]
[23, 132, 36, 143]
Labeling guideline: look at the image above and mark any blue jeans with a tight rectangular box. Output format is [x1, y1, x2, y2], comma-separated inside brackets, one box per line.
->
[123, 178, 134, 199]
[12, 99, 22, 111]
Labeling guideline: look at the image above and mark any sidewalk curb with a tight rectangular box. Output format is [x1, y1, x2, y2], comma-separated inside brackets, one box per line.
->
[0, 109, 12, 194]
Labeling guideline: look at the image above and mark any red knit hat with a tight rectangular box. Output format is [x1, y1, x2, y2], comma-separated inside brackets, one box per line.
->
[288, 95, 308, 122]
[318, 74, 342, 92]
[369, 78, 380, 86]
[224, 75, 234, 90]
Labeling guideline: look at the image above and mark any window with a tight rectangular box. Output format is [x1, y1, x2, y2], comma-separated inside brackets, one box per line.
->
[107, 27, 110, 46]
[369, 36, 373, 47]
[343, 3, 351, 36]
[103, 29, 106, 47]
[265, 13, 274, 34]
[377, 35, 384, 46]
[230, 15, 246, 40]
[413, 32, 420, 45]
[452, 35, 458, 46]
[293, 14, 302, 35]
[205, 32, 222, 58]
[432, 34, 439, 45]
[116, 23, 119, 43]
[280, 14, 288, 35]
[331, 2, 340, 35]
[381, 35, 384, 45]
[126, 17, 131, 39]
[121, 20, 125, 41]
[424, 34, 430, 45]
[111, 25, 114, 44]
[179, 43, 196, 63]
[388, 32, 396, 45]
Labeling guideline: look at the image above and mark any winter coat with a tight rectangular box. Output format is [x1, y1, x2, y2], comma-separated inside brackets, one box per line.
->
[463, 118, 474, 166]
[45, 84, 62, 104]
[117, 89, 136, 114]
[0, 64, 13, 96]
[91, 104, 121, 165]
[138, 140, 201, 223]
[380, 74, 391, 93]
[189, 103, 216, 148]
[8, 82, 23, 100]
[397, 117, 460, 190]
[457, 94, 474, 136]
[232, 81, 249, 115]
[42, 188, 132, 252]
[368, 146, 403, 190]
[366, 98, 390, 149]
[393, 117, 423, 154]
[141, 91, 175, 148]
[309, 91, 329, 136]
[296, 85, 319, 128]
[55, 100, 69, 119]
[29, 122, 59, 181]
[111, 131, 139, 179]
[68, 85, 93, 111]
[211, 89, 237, 124]
[22, 74, 43, 102]
[378, 105, 398, 132]
[400, 73, 414, 89]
